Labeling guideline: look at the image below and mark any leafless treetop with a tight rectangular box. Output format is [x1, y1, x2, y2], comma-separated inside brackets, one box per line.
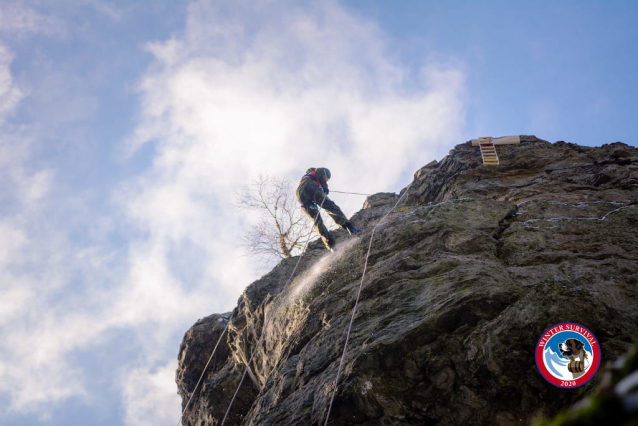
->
[236, 174, 313, 269]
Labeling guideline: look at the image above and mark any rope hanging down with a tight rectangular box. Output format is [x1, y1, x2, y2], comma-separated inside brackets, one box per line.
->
[220, 195, 328, 426]
[179, 185, 404, 425]
[177, 324, 229, 426]
[321, 195, 634, 424]
[323, 185, 411, 426]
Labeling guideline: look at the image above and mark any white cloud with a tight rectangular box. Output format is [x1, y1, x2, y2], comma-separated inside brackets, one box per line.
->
[117, 1, 466, 419]
[121, 362, 182, 426]
[132, 1, 466, 191]
[129, 2, 466, 229]
[0, 41, 95, 417]
[0, 44, 23, 124]
[0, 1, 466, 424]
[126, 0, 467, 286]
[0, 3, 63, 36]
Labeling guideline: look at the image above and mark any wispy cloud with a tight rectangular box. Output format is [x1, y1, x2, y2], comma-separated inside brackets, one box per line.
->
[0, 45, 23, 123]
[0, 40, 80, 417]
[129, 0, 466, 230]
[121, 362, 181, 426]
[0, 3, 64, 36]
[0, 0, 466, 424]
[119, 1, 466, 417]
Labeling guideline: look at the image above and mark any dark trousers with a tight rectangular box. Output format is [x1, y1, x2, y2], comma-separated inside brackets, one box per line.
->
[297, 185, 348, 248]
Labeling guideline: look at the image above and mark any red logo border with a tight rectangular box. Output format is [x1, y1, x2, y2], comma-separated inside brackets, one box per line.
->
[535, 322, 601, 388]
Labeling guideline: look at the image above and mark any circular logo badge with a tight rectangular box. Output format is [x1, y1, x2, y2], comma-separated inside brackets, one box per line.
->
[535, 322, 601, 388]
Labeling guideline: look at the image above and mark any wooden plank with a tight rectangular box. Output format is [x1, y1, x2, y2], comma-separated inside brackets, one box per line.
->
[471, 135, 521, 146]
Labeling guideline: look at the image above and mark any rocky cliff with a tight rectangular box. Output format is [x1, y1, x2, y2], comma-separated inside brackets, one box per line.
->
[176, 136, 638, 425]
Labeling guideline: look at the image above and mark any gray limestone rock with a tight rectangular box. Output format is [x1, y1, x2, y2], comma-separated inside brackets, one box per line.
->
[176, 137, 638, 425]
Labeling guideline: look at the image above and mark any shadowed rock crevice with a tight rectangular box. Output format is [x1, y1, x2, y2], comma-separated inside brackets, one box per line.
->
[176, 137, 638, 425]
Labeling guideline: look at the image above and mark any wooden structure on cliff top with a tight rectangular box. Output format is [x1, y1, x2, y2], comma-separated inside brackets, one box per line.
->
[471, 135, 521, 166]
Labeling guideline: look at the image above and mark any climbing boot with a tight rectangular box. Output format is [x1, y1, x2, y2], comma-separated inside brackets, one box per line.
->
[345, 222, 361, 235]
[324, 235, 336, 252]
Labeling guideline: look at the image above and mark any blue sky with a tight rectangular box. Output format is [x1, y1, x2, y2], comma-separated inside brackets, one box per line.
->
[0, 1, 635, 425]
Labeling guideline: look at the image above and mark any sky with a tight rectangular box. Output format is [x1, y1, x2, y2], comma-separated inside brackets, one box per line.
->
[0, 0, 636, 425]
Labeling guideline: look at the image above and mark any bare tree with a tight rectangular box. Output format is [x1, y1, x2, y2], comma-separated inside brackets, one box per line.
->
[236, 174, 313, 266]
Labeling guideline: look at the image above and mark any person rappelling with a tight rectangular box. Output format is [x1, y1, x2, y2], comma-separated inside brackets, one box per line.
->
[296, 167, 361, 252]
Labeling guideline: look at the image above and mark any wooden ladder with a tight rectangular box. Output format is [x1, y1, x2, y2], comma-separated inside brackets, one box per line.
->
[478, 137, 499, 166]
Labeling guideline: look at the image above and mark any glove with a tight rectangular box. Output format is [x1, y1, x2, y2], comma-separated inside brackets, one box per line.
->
[323, 187, 329, 195]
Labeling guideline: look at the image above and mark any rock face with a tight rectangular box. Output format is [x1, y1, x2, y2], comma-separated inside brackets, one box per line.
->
[176, 137, 638, 425]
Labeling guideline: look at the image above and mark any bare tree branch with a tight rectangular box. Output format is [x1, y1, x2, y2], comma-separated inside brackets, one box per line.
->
[235, 175, 313, 269]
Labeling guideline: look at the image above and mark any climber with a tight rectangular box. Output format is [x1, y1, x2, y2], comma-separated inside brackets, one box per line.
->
[296, 167, 361, 251]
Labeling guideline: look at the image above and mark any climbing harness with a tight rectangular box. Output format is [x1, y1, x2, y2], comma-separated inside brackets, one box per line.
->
[310, 171, 322, 187]
[220, 196, 328, 426]
[302, 171, 323, 188]
[323, 184, 412, 426]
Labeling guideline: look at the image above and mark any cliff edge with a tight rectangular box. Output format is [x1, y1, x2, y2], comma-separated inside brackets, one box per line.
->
[176, 136, 638, 425]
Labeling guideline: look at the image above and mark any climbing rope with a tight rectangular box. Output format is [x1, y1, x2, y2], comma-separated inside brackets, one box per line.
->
[220, 196, 328, 426]
[330, 190, 373, 196]
[321, 194, 632, 425]
[177, 323, 229, 426]
[323, 184, 412, 426]
[516, 200, 634, 228]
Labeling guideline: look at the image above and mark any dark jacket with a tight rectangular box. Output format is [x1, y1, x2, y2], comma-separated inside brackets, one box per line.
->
[304, 167, 330, 192]
[297, 167, 330, 205]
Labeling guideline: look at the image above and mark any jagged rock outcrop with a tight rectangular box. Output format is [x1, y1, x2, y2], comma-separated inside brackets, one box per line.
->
[176, 136, 638, 425]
